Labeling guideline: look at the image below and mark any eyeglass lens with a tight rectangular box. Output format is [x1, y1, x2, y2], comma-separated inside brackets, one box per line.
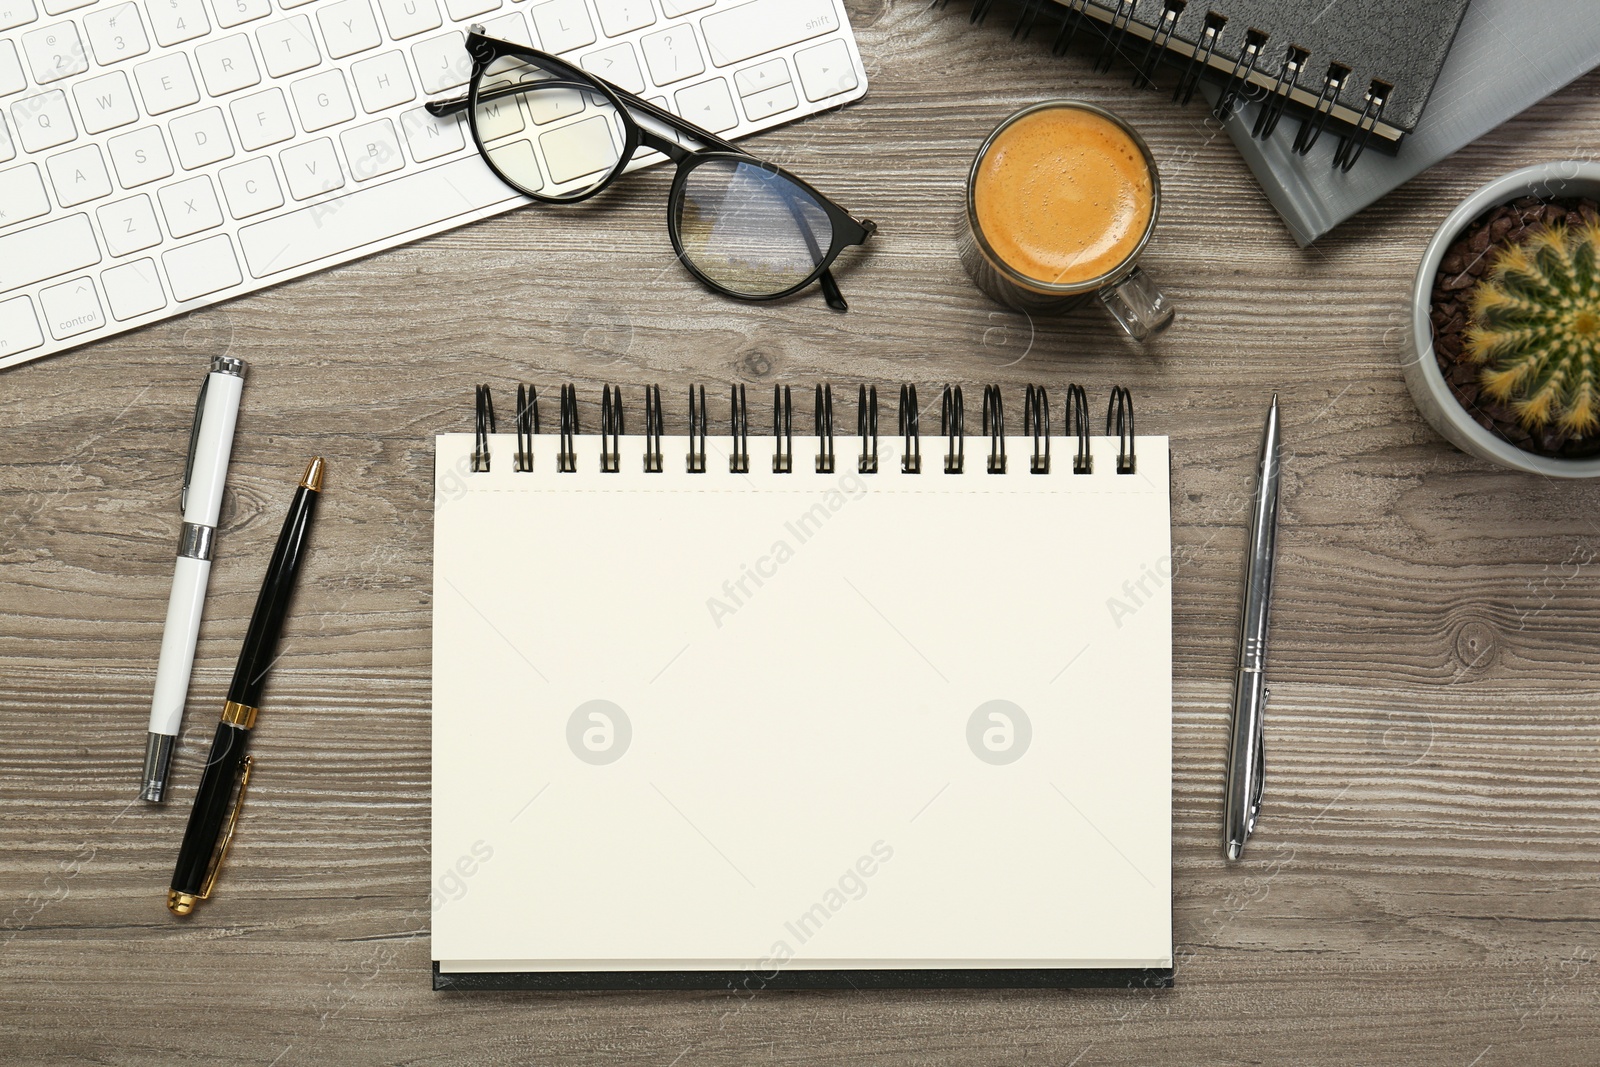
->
[474, 55, 626, 199]
[673, 158, 836, 297]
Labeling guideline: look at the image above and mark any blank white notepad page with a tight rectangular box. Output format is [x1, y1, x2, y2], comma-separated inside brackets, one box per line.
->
[432, 431, 1172, 973]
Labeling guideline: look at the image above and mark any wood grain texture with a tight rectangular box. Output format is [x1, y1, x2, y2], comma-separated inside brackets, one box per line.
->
[5, 1, 1600, 1062]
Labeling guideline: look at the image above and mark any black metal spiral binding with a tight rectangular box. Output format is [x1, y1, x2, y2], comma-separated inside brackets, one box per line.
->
[1050, 0, 1092, 57]
[967, 0, 995, 24]
[941, 385, 964, 474]
[558, 383, 578, 473]
[600, 384, 622, 473]
[1024, 384, 1050, 474]
[1331, 80, 1389, 172]
[815, 384, 835, 474]
[772, 384, 792, 473]
[687, 385, 707, 474]
[1108, 385, 1137, 474]
[1066, 383, 1092, 474]
[1134, 0, 1185, 89]
[1093, 0, 1135, 75]
[514, 384, 536, 472]
[1253, 45, 1307, 139]
[1213, 28, 1266, 119]
[1009, 0, 1044, 41]
[1173, 10, 1226, 106]
[983, 385, 1006, 474]
[729, 384, 749, 474]
[899, 384, 921, 474]
[858, 384, 878, 474]
[644, 384, 663, 473]
[1293, 62, 1348, 155]
[472, 384, 495, 473]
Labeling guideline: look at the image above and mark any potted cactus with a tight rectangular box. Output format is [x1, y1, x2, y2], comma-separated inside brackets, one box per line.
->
[1403, 162, 1600, 477]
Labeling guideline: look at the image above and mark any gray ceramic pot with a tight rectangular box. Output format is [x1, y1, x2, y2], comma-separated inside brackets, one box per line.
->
[1402, 160, 1600, 478]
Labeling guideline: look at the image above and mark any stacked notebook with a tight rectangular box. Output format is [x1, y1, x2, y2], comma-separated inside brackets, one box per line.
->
[431, 384, 1174, 989]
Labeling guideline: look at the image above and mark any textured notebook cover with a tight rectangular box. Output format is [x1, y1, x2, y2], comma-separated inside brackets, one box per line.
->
[1207, 0, 1600, 245]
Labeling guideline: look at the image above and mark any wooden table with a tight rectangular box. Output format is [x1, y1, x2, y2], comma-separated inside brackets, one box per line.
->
[6, 3, 1600, 1063]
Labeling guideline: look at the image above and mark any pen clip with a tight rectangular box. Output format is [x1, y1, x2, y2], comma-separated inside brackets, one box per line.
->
[1247, 690, 1267, 833]
[181, 375, 210, 515]
[198, 754, 253, 901]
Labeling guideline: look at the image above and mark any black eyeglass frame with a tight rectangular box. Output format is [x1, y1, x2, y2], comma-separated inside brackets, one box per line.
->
[427, 30, 877, 311]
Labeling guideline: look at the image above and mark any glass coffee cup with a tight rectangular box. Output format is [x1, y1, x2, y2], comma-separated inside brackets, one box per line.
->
[959, 101, 1175, 341]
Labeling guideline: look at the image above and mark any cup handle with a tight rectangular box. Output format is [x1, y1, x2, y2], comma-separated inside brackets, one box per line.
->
[1099, 267, 1176, 341]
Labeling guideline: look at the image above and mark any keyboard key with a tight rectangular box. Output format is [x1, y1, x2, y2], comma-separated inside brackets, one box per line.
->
[477, 10, 529, 46]
[376, 0, 439, 40]
[411, 31, 467, 94]
[42, 0, 95, 15]
[581, 42, 644, 95]
[218, 154, 282, 218]
[733, 56, 787, 97]
[0, 163, 51, 227]
[0, 42, 25, 97]
[640, 25, 702, 86]
[525, 81, 582, 124]
[46, 143, 112, 206]
[339, 117, 403, 180]
[318, 0, 382, 59]
[213, 0, 271, 29]
[12, 90, 76, 152]
[702, 0, 837, 67]
[146, 0, 210, 47]
[794, 38, 855, 101]
[238, 153, 513, 277]
[82, 5, 150, 67]
[0, 295, 44, 359]
[400, 105, 461, 162]
[659, 0, 711, 14]
[97, 192, 162, 254]
[674, 77, 735, 133]
[38, 275, 104, 338]
[230, 86, 294, 149]
[107, 124, 172, 186]
[0, 115, 11, 163]
[101, 257, 167, 319]
[350, 50, 413, 114]
[195, 34, 261, 95]
[255, 16, 319, 78]
[0, 213, 99, 291]
[169, 106, 233, 168]
[279, 136, 343, 198]
[163, 233, 241, 300]
[740, 80, 794, 121]
[593, 0, 651, 36]
[540, 112, 615, 184]
[22, 22, 88, 84]
[0, 0, 38, 32]
[529, 0, 595, 54]
[158, 173, 223, 236]
[292, 68, 356, 130]
[443, 0, 497, 22]
[486, 139, 540, 189]
[473, 87, 522, 142]
[134, 53, 200, 114]
[71, 71, 135, 135]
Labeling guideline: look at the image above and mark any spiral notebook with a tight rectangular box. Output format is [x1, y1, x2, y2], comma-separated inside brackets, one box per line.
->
[950, 0, 1473, 170]
[431, 383, 1174, 991]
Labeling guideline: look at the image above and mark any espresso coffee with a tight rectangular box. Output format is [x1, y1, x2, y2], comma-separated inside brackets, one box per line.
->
[973, 106, 1155, 288]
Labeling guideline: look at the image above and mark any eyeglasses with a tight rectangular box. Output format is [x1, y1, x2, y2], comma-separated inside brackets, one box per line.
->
[426, 29, 878, 311]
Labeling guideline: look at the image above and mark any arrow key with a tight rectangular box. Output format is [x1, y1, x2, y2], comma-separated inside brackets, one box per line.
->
[740, 81, 796, 123]
[673, 77, 735, 135]
[580, 41, 643, 95]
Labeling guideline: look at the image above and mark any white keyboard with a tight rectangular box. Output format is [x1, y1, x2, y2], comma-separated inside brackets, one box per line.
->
[0, 0, 868, 369]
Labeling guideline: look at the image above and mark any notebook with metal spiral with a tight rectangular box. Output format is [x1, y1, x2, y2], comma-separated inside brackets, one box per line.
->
[945, 0, 1473, 172]
[431, 383, 1173, 990]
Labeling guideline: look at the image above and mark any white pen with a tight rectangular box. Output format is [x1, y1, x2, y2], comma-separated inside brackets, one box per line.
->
[141, 355, 246, 803]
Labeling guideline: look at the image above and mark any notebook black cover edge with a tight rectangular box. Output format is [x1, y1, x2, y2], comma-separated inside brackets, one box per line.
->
[432, 963, 1175, 991]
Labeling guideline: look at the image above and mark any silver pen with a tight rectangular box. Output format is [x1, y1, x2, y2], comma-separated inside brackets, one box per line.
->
[1224, 394, 1281, 861]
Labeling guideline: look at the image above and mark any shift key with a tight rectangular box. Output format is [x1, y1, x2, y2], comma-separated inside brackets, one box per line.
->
[700, 0, 839, 68]
[0, 213, 101, 292]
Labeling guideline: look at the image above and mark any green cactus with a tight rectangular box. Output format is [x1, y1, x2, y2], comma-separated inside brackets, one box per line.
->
[1464, 222, 1600, 435]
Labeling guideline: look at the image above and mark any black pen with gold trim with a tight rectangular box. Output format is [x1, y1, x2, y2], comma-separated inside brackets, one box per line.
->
[167, 457, 324, 916]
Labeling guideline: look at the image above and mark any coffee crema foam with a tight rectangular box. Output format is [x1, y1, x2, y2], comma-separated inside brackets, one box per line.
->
[974, 107, 1154, 287]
